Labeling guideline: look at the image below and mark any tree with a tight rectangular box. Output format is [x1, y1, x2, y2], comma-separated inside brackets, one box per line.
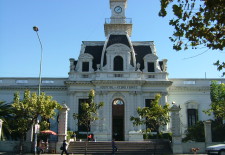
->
[0, 101, 13, 140]
[182, 120, 225, 142]
[73, 89, 104, 139]
[205, 81, 225, 122]
[10, 90, 62, 141]
[73, 89, 104, 155]
[130, 94, 170, 136]
[182, 121, 205, 142]
[159, 0, 225, 76]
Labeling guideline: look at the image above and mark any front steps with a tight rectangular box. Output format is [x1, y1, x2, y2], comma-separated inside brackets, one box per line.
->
[67, 140, 172, 154]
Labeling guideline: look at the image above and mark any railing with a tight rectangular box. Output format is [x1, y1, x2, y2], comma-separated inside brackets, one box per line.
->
[105, 18, 132, 24]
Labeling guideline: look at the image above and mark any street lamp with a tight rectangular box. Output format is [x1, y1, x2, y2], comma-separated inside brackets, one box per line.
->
[33, 26, 43, 96]
[0, 119, 3, 140]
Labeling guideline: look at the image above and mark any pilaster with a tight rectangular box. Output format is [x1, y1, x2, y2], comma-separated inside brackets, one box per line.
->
[204, 120, 212, 144]
[56, 104, 70, 153]
[170, 104, 183, 154]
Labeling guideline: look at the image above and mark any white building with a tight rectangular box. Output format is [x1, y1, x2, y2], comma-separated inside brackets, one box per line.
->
[0, 0, 224, 141]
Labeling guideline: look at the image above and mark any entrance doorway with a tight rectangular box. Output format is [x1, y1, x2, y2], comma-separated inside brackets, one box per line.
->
[112, 99, 124, 141]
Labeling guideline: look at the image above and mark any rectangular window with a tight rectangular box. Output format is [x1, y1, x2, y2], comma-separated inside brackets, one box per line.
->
[114, 74, 123, 77]
[82, 62, 89, 72]
[184, 81, 196, 85]
[209, 81, 222, 84]
[148, 62, 155, 72]
[42, 80, 54, 84]
[16, 80, 28, 84]
[82, 75, 89, 78]
[0, 80, 2, 83]
[187, 109, 198, 127]
[145, 99, 154, 108]
[145, 99, 156, 132]
[78, 99, 90, 132]
[148, 75, 155, 78]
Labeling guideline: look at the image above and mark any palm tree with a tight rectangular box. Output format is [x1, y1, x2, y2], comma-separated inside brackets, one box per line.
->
[0, 101, 13, 140]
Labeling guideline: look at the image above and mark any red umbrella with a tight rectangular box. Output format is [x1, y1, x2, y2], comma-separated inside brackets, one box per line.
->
[41, 130, 57, 135]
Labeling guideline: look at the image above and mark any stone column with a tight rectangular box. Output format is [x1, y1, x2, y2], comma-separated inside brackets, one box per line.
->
[170, 104, 183, 154]
[56, 104, 70, 153]
[26, 124, 33, 142]
[0, 119, 3, 140]
[204, 120, 212, 144]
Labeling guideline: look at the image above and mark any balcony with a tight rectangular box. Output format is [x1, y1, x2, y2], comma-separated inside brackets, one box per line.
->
[105, 18, 132, 24]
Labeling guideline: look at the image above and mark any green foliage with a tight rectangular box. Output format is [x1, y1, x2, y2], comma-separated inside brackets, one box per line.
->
[144, 132, 172, 141]
[182, 121, 205, 142]
[0, 101, 13, 140]
[183, 120, 225, 142]
[204, 81, 225, 120]
[212, 121, 225, 142]
[130, 94, 170, 135]
[159, 0, 225, 76]
[9, 90, 62, 140]
[67, 131, 74, 142]
[73, 89, 104, 136]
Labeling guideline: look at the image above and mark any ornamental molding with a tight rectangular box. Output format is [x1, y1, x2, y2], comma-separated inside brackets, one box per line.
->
[143, 81, 173, 87]
[143, 54, 158, 61]
[169, 86, 210, 92]
[0, 85, 67, 91]
[65, 81, 93, 86]
[91, 80, 144, 85]
[78, 53, 94, 60]
[107, 43, 130, 53]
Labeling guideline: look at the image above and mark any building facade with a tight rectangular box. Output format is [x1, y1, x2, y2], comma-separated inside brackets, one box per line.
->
[0, 0, 224, 141]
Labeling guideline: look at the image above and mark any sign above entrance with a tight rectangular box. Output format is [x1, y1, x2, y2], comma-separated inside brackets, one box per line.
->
[99, 86, 138, 90]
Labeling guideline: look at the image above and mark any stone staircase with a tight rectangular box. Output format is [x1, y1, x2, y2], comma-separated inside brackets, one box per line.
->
[67, 140, 172, 155]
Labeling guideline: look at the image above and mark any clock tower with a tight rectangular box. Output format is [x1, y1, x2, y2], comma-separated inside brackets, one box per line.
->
[104, 0, 132, 37]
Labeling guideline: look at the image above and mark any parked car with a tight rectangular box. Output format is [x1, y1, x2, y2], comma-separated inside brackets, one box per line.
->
[206, 144, 225, 155]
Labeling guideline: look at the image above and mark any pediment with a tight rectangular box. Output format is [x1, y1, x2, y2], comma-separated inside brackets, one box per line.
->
[143, 54, 158, 61]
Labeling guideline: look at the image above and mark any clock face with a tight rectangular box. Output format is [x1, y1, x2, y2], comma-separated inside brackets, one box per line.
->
[114, 6, 122, 14]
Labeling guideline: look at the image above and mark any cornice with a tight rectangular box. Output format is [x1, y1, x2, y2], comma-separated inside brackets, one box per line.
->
[143, 81, 173, 87]
[65, 81, 93, 86]
[91, 80, 144, 85]
[169, 86, 210, 92]
[0, 85, 67, 91]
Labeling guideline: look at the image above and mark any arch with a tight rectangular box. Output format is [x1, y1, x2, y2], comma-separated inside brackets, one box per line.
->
[114, 56, 123, 71]
[112, 98, 125, 141]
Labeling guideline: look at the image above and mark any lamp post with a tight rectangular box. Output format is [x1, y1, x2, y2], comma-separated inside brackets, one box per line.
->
[0, 119, 3, 140]
[34, 120, 40, 154]
[33, 26, 43, 96]
[33, 26, 42, 154]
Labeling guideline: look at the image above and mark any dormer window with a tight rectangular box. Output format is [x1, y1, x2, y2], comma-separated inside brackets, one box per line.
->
[143, 54, 161, 73]
[82, 62, 89, 72]
[147, 62, 155, 72]
[114, 56, 123, 71]
[77, 53, 94, 73]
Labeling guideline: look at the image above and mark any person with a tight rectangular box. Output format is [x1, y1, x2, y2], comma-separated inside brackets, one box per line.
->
[87, 134, 93, 141]
[112, 139, 118, 155]
[61, 140, 69, 155]
[71, 132, 76, 141]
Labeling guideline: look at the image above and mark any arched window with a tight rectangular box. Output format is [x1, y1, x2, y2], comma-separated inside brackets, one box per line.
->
[114, 56, 123, 71]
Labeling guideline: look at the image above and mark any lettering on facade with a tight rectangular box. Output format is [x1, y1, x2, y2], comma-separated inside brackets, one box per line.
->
[100, 86, 138, 90]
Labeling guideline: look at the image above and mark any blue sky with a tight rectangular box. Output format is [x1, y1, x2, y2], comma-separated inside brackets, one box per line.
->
[0, 0, 224, 78]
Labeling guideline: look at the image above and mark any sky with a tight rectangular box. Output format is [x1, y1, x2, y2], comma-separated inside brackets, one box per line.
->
[0, 0, 224, 79]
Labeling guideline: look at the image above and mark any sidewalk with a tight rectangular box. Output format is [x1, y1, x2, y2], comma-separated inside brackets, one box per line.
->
[0, 153, 208, 155]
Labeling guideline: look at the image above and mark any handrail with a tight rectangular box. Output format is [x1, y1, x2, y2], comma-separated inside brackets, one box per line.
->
[105, 18, 132, 24]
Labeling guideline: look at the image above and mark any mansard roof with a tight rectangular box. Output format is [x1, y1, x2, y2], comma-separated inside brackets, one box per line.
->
[106, 35, 131, 48]
[84, 45, 104, 71]
[82, 40, 153, 71]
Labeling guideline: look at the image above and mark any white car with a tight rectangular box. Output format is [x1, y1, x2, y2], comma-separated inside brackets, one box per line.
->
[206, 144, 225, 155]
